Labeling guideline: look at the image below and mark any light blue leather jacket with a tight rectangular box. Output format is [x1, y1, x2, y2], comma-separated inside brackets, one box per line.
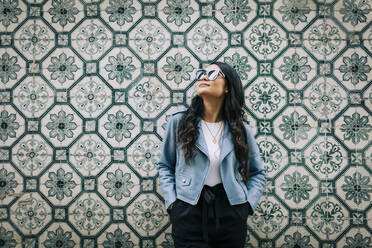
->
[157, 109, 267, 212]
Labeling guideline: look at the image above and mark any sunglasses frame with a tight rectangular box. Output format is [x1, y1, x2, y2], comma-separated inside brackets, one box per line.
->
[195, 68, 225, 81]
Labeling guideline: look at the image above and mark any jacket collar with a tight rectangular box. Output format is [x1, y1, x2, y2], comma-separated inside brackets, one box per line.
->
[195, 120, 234, 163]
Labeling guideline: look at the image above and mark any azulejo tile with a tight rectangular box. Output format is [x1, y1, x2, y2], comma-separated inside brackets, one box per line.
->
[303, 18, 347, 61]
[334, 106, 371, 150]
[40, 104, 83, 147]
[38, 222, 80, 248]
[43, 0, 84, 32]
[0, 0, 27, 32]
[303, 77, 348, 120]
[0, 221, 22, 247]
[97, 223, 140, 247]
[98, 105, 141, 148]
[362, 24, 372, 55]
[11, 134, 53, 176]
[13, 76, 54, 118]
[305, 196, 350, 240]
[0, 48, 27, 89]
[39, 162, 82, 206]
[126, 193, 168, 237]
[14, 18, 55, 61]
[42, 48, 84, 90]
[0, 105, 25, 146]
[158, 0, 200, 32]
[186, 18, 228, 61]
[256, 135, 289, 179]
[273, 0, 317, 32]
[126, 134, 161, 177]
[275, 165, 318, 209]
[273, 106, 317, 150]
[69, 134, 111, 176]
[247, 195, 289, 239]
[367, 208, 372, 230]
[273, 47, 317, 90]
[68, 192, 110, 236]
[0, 163, 23, 205]
[100, 0, 142, 31]
[333, 0, 372, 32]
[71, 19, 113, 61]
[333, 47, 371, 91]
[10, 192, 52, 235]
[70, 76, 112, 118]
[335, 166, 372, 211]
[243, 17, 288, 61]
[127, 76, 171, 119]
[337, 227, 372, 248]
[275, 226, 319, 247]
[99, 47, 141, 89]
[97, 163, 140, 207]
[245, 76, 287, 119]
[220, 47, 258, 87]
[157, 47, 199, 90]
[304, 136, 348, 180]
[128, 18, 171, 60]
[215, 0, 257, 31]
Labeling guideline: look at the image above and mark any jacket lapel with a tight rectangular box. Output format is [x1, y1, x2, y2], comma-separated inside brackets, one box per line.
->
[219, 122, 234, 163]
[195, 120, 209, 157]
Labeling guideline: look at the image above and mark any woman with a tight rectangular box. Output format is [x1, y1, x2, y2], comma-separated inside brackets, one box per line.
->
[157, 62, 266, 248]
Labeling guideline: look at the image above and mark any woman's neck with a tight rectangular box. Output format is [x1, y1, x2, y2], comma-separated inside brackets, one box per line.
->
[202, 97, 224, 123]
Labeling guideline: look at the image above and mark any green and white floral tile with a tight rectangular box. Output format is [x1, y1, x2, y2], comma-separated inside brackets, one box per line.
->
[247, 194, 290, 239]
[157, 47, 199, 90]
[42, 47, 85, 90]
[245, 76, 287, 119]
[97, 163, 141, 206]
[333, 47, 371, 91]
[335, 166, 372, 211]
[214, 0, 258, 31]
[11, 134, 53, 177]
[12, 75, 55, 118]
[1, 105, 25, 146]
[126, 193, 168, 237]
[255, 134, 290, 179]
[273, 47, 317, 90]
[68, 192, 110, 236]
[40, 104, 83, 147]
[334, 106, 371, 151]
[38, 222, 81, 248]
[0, 221, 23, 247]
[97, 223, 141, 247]
[10, 192, 53, 235]
[39, 162, 82, 206]
[275, 165, 319, 209]
[337, 227, 372, 248]
[273, 0, 318, 32]
[275, 226, 319, 248]
[155, 225, 174, 248]
[0, 163, 23, 205]
[304, 135, 348, 180]
[303, 77, 348, 120]
[0, 48, 27, 89]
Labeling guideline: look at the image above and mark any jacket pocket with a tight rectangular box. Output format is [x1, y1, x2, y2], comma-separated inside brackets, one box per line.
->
[178, 174, 191, 186]
[235, 173, 248, 201]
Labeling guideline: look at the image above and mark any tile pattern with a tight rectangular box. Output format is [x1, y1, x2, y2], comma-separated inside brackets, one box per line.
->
[0, 0, 371, 247]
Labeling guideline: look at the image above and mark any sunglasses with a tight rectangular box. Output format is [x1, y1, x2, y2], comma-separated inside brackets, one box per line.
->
[195, 69, 225, 81]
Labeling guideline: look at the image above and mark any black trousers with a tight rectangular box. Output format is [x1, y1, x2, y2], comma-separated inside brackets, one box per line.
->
[169, 184, 250, 248]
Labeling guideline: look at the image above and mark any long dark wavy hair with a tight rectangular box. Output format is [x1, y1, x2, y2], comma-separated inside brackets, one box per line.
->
[177, 61, 250, 183]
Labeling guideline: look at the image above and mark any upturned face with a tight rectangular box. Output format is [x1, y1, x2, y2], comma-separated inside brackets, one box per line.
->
[196, 64, 227, 99]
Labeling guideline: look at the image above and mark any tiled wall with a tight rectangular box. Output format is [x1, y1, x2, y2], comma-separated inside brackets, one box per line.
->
[0, 0, 371, 247]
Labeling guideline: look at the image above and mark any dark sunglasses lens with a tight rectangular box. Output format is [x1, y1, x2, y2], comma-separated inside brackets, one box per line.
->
[196, 70, 206, 80]
[208, 69, 219, 80]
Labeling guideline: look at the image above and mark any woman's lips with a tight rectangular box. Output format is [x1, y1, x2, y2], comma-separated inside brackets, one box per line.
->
[198, 83, 210, 87]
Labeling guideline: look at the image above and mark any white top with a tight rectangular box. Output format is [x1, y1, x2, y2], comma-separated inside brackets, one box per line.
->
[201, 120, 224, 186]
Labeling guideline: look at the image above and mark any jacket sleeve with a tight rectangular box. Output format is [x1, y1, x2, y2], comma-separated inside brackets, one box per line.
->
[157, 115, 178, 210]
[245, 124, 267, 213]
